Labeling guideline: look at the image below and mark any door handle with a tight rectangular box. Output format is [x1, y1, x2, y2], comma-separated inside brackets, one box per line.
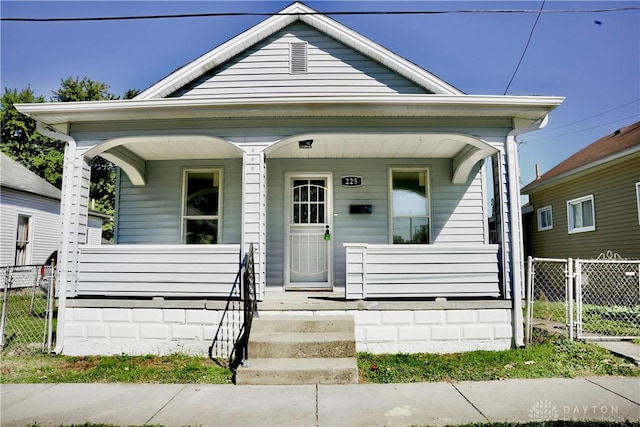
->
[324, 225, 331, 241]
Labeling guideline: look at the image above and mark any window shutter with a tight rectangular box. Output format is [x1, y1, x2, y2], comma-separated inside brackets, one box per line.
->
[290, 42, 308, 74]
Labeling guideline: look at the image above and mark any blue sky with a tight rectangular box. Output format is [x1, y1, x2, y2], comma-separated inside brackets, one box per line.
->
[1, 1, 639, 188]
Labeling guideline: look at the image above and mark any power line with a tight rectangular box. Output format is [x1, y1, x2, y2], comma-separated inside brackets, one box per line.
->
[530, 99, 640, 136]
[2, 7, 639, 22]
[525, 114, 640, 142]
[504, 0, 545, 95]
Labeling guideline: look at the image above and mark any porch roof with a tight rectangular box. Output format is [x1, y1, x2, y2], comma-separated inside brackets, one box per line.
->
[16, 94, 564, 133]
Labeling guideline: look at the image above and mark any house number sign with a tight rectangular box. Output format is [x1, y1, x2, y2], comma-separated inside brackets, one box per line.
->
[340, 176, 363, 187]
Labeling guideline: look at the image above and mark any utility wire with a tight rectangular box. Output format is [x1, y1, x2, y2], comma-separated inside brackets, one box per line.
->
[504, 0, 545, 95]
[529, 99, 640, 136]
[2, 7, 639, 22]
[524, 114, 640, 142]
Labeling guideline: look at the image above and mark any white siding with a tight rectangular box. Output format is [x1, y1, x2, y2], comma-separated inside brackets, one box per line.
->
[344, 244, 500, 299]
[77, 245, 241, 297]
[172, 23, 428, 99]
[266, 158, 486, 288]
[0, 189, 60, 266]
[116, 159, 243, 244]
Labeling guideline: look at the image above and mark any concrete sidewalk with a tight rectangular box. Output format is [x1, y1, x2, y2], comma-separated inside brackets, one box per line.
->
[1, 377, 639, 426]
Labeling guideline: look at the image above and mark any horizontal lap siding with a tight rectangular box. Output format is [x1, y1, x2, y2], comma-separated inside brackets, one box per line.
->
[529, 156, 640, 259]
[345, 245, 500, 299]
[116, 159, 242, 244]
[173, 23, 427, 99]
[77, 245, 241, 297]
[0, 190, 60, 266]
[266, 158, 487, 288]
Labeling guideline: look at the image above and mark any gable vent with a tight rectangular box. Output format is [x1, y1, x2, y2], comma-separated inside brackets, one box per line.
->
[290, 42, 308, 74]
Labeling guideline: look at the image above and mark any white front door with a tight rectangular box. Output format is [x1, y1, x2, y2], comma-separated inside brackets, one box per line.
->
[285, 173, 332, 290]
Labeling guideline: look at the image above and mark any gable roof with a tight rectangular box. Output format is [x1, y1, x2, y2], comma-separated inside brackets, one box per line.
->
[522, 120, 640, 193]
[136, 2, 463, 100]
[0, 153, 61, 200]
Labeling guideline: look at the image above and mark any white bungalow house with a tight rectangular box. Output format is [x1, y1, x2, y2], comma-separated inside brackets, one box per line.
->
[16, 2, 563, 358]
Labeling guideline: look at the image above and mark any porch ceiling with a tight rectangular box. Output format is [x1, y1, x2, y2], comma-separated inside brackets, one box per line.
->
[265, 133, 491, 159]
[266, 132, 498, 184]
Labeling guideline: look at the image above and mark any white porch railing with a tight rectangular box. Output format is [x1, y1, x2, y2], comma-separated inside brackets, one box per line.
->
[76, 244, 242, 298]
[344, 244, 500, 300]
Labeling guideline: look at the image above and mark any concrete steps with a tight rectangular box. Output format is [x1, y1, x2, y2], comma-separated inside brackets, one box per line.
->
[235, 315, 358, 385]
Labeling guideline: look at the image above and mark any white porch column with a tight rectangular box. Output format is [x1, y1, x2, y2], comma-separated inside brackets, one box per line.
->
[60, 145, 91, 297]
[241, 148, 267, 299]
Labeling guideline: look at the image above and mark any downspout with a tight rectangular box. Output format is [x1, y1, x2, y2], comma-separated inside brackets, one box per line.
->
[36, 122, 76, 355]
[506, 115, 549, 347]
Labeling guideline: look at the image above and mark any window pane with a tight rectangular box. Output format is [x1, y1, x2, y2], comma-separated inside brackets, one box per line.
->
[572, 203, 582, 228]
[186, 172, 219, 216]
[186, 219, 218, 244]
[393, 217, 429, 244]
[393, 171, 427, 216]
[582, 199, 594, 227]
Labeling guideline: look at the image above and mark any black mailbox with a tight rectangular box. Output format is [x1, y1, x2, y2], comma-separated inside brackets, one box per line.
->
[349, 204, 372, 214]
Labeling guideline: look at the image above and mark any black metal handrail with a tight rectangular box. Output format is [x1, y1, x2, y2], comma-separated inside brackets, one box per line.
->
[208, 244, 257, 371]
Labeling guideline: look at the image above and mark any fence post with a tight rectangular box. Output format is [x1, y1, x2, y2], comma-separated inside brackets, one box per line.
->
[0, 268, 11, 349]
[574, 260, 582, 340]
[525, 256, 534, 345]
[567, 258, 574, 341]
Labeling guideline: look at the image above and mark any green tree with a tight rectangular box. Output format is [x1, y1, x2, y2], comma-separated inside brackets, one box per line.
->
[52, 76, 118, 102]
[3, 78, 140, 242]
[52, 77, 123, 241]
[1, 88, 64, 188]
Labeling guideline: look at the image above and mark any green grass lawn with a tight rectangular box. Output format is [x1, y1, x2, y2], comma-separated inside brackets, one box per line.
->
[358, 329, 639, 383]
[1, 329, 637, 384]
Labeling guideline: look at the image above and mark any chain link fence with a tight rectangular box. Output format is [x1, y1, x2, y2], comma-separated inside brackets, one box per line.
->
[0, 265, 56, 354]
[576, 255, 640, 340]
[525, 258, 573, 343]
[526, 253, 640, 343]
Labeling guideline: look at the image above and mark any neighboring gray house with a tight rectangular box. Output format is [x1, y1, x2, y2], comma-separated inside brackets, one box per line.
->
[16, 2, 563, 357]
[0, 153, 61, 266]
[1, 153, 109, 267]
[522, 121, 640, 259]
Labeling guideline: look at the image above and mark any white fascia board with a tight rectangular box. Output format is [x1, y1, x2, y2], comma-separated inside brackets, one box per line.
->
[15, 94, 564, 126]
[136, 2, 462, 100]
[297, 8, 462, 95]
[136, 8, 299, 99]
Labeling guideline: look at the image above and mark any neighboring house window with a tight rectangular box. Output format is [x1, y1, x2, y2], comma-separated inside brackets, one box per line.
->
[567, 195, 595, 234]
[636, 182, 640, 225]
[537, 206, 553, 231]
[182, 169, 222, 244]
[390, 168, 430, 243]
[15, 214, 31, 265]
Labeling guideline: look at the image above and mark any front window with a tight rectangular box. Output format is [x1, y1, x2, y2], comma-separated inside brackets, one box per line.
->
[567, 195, 595, 234]
[15, 214, 31, 265]
[537, 205, 553, 231]
[182, 169, 221, 244]
[390, 169, 430, 243]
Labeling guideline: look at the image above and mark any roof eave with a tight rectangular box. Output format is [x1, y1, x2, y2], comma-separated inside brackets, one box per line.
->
[16, 95, 564, 127]
[521, 144, 640, 194]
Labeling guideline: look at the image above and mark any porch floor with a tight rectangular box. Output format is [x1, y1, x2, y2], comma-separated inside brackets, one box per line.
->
[257, 289, 511, 312]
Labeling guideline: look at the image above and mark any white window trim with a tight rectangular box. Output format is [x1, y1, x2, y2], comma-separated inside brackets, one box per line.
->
[14, 213, 32, 265]
[567, 194, 595, 234]
[181, 168, 223, 244]
[636, 182, 640, 225]
[388, 167, 432, 244]
[537, 205, 553, 231]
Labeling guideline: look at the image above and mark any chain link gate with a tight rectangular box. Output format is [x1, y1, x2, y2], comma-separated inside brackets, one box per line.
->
[575, 253, 640, 340]
[0, 264, 56, 354]
[526, 253, 640, 343]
